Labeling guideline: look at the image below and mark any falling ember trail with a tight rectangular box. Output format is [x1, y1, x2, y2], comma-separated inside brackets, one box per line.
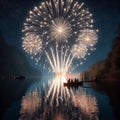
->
[45, 47, 73, 106]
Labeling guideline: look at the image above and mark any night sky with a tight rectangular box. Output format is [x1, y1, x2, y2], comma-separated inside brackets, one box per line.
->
[0, 0, 120, 72]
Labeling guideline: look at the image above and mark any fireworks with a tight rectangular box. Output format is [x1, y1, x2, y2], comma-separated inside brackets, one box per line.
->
[22, 33, 42, 56]
[22, 0, 98, 65]
[45, 47, 73, 73]
[50, 17, 71, 42]
[22, 0, 94, 44]
[71, 43, 88, 59]
[46, 47, 73, 105]
[22, 0, 98, 68]
[21, 0, 99, 107]
[77, 29, 98, 47]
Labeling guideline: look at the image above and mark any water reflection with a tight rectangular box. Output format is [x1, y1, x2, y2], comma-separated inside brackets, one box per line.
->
[19, 79, 99, 120]
[20, 91, 41, 115]
[73, 91, 98, 120]
[46, 75, 73, 106]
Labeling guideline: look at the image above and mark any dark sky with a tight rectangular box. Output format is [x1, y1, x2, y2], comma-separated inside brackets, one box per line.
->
[0, 0, 120, 71]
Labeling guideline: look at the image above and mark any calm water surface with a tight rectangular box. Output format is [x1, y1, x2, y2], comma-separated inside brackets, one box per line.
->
[3, 77, 115, 120]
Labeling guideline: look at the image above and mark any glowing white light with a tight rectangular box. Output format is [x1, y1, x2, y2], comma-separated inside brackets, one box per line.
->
[22, 33, 42, 56]
[50, 18, 71, 42]
[77, 29, 98, 47]
[46, 47, 74, 106]
[58, 27, 63, 33]
[71, 43, 88, 59]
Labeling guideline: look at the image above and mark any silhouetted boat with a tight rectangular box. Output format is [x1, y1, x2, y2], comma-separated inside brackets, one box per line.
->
[64, 79, 98, 88]
[12, 75, 26, 80]
[64, 81, 83, 87]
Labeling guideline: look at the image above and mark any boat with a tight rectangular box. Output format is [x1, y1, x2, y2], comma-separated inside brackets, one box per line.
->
[64, 81, 83, 87]
[12, 75, 26, 80]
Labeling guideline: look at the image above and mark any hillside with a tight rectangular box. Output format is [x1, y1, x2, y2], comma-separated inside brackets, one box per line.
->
[0, 33, 41, 119]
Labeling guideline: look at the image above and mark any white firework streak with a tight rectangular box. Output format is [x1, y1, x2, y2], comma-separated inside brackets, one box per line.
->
[45, 47, 74, 106]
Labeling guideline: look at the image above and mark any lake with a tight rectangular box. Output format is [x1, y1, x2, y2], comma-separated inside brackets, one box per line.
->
[1, 77, 117, 120]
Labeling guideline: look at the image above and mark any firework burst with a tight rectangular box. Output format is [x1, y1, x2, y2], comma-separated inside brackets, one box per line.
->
[22, 33, 42, 56]
[21, 0, 98, 67]
[50, 17, 71, 42]
[71, 43, 88, 59]
[77, 29, 98, 48]
[22, 0, 94, 44]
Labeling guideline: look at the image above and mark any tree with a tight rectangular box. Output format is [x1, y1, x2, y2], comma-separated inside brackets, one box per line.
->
[109, 25, 120, 71]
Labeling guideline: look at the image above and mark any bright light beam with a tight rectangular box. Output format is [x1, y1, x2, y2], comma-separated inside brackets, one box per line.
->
[45, 47, 73, 106]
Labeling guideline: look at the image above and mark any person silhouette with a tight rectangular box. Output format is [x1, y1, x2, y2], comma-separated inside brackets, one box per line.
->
[68, 79, 70, 84]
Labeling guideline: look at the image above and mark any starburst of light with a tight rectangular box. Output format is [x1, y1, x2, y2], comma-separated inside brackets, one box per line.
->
[22, 33, 42, 56]
[77, 29, 98, 47]
[71, 43, 88, 59]
[50, 17, 71, 42]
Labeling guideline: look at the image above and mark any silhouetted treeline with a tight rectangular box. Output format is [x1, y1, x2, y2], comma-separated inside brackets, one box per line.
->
[108, 25, 120, 72]
[80, 25, 120, 120]
[81, 24, 120, 80]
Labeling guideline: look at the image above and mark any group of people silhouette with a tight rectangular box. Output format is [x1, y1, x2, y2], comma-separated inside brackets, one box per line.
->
[64, 78, 83, 89]
[67, 78, 79, 85]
